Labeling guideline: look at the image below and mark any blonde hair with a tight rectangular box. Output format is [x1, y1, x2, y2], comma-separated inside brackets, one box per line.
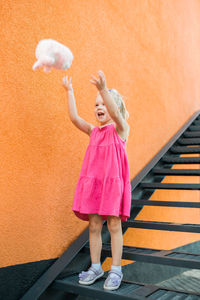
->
[108, 89, 129, 120]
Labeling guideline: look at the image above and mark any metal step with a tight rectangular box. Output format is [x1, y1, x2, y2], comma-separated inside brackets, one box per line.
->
[184, 131, 200, 138]
[132, 199, 200, 208]
[148, 290, 199, 299]
[153, 168, 200, 176]
[157, 270, 200, 294]
[122, 220, 200, 233]
[193, 120, 200, 126]
[188, 126, 200, 131]
[82, 243, 200, 269]
[136, 284, 200, 299]
[52, 272, 200, 300]
[52, 273, 145, 300]
[140, 182, 200, 190]
[178, 138, 200, 145]
[161, 156, 200, 164]
[170, 146, 200, 154]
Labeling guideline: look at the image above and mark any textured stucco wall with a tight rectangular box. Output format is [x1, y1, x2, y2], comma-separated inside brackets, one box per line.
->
[0, 0, 199, 269]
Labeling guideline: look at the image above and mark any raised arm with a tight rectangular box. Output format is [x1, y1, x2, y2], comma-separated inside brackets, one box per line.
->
[62, 76, 78, 122]
[62, 75, 94, 136]
[90, 70, 127, 132]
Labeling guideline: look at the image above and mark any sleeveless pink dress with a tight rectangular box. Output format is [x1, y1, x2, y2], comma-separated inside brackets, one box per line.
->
[72, 123, 132, 222]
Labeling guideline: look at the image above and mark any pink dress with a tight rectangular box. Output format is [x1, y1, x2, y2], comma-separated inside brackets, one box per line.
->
[72, 123, 132, 222]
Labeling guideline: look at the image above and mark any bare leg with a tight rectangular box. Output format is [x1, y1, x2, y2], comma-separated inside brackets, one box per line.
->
[107, 216, 123, 265]
[88, 214, 103, 264]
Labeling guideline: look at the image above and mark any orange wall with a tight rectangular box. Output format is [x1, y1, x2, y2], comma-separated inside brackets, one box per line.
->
[0, 0, 199, 268]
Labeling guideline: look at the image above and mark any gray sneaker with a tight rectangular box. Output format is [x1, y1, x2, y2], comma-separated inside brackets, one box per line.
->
[78, 266, 104, 285]
[103, 270, 123, 290]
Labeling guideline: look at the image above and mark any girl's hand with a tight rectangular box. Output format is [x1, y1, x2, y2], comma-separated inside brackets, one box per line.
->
[62, 75, 73, 91]
[90, 70, 107, 91]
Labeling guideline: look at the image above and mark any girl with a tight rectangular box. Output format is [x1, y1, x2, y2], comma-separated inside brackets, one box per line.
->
[62, 70, 131, 291]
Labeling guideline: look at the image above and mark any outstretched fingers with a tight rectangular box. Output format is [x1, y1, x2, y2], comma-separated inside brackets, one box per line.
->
[90, 70, 106, 91]
[62, 75, 72, 90]
[91, 74, 99, 81]
[90, 74, 99, 86]
[98, 70, 105, 81]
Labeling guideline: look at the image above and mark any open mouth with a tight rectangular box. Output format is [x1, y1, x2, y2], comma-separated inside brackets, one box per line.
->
[97, 112, 105, 117]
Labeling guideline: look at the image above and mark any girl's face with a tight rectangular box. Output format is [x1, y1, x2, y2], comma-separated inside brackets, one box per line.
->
[94, 93, 112, 125]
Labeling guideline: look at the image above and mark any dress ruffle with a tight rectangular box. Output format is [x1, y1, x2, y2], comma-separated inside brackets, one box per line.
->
[72, 175, 131, 222]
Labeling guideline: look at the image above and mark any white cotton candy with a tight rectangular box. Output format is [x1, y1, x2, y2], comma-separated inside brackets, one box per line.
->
[32, 39, 73, 73]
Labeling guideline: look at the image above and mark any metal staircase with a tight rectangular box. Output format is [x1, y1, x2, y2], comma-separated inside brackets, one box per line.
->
[21, 110, 200, 300]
